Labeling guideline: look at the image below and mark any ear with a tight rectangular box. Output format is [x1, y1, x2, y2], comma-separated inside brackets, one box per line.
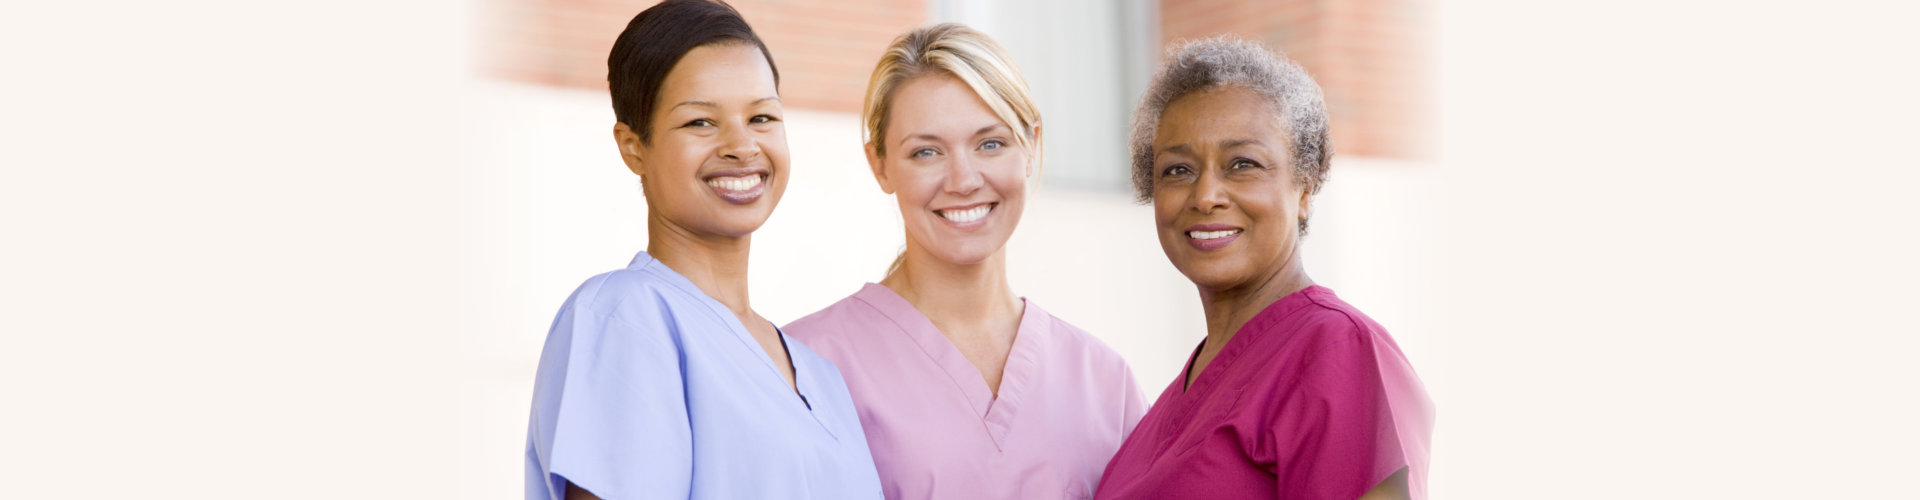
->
[1295, 184, 1313, 222]
[613, 122, 646, 177]
[1025, 120, 1043, 178]
[866, 143, 894, 195]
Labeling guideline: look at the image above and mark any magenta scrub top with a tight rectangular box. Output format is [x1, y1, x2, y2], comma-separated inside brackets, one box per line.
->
[785, 283, 1148, 499]
[1093, 286, 1433, 500]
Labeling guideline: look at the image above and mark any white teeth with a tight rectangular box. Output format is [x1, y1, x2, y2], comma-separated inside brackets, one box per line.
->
[1188, 229, 1241, 239]
[938, 205, 991, 223]
[706, 175, 763, 192]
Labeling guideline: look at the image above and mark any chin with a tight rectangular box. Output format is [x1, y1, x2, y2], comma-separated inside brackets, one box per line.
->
[927, 239, 1000, 266]
[933, 249, 994, 266]
[1172, 257, 1256, 291]
[707, 215, 772, 237]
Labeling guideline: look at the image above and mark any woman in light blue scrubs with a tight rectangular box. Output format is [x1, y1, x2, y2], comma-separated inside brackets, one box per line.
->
[523, 1, 882, 499]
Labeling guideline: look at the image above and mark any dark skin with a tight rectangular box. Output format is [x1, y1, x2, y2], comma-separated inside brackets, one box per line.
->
[1150, 85, 1407, 500]
[567, 43, 794, 500]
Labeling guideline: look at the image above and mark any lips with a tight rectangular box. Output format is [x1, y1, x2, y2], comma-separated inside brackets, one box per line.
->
[703, 168, 768, 205]
[934, 202, 995, 228]
[1184, 223, 1242, 251]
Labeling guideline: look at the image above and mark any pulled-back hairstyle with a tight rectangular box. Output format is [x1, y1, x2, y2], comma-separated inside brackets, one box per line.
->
[608, 0, 779, 142]
[861, 23, 1041, 169]
[862, 23, 1042, 277]
[1130, 37, 1331, 233]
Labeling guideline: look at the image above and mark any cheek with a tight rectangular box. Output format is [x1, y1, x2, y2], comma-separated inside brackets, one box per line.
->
[1236, 191, 1299, 245]
[1231, 177, 1289, 216]
[890, 168, 937, 208]
[762, 131, 791, 171]
[984, 162, 1028, 204]
[643, 138, 705, 178]
[1151, 191, 1181, 227]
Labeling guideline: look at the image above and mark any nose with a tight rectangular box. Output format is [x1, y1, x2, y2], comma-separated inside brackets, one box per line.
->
[718, 122, 761, 162]
[943, 152, 985, 195]
[1191, 169, 1229, 214]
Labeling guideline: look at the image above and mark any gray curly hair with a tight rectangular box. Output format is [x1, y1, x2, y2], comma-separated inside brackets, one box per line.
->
[1129, 37, 1333, 227]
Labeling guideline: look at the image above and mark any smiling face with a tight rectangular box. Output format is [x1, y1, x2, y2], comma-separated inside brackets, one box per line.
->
[615, 42, 788, 239]
[870, 74, 1032, 267]
[1151, 85, 1311, 292]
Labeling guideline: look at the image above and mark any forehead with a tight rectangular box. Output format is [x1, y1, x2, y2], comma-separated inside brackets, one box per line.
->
[886, 74, 1006, 138]
[656, 43, 778, 107]
[1154, 85, 1285, 147]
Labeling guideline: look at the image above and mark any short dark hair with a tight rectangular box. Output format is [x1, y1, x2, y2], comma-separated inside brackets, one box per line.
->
[608, 0, 780, 142]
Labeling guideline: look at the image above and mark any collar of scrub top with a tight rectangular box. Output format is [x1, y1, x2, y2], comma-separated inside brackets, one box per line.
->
[630, 251, 843, 439]
[853, 282, 1051, 450]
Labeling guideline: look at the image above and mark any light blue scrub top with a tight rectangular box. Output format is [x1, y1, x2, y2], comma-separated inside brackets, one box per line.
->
[525, 251, 882, 500]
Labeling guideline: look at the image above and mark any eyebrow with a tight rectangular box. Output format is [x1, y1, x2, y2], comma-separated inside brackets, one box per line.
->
[1220, 138, 1266, 150]
[898, 124, 1006, 148]
[669, 96, 780, 110]
[1158, 138, 1266, 156]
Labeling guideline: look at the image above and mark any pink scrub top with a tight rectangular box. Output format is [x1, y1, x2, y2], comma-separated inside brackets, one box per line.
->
[1093, 286, 1433, 500]
[786, 283, 1148, 500]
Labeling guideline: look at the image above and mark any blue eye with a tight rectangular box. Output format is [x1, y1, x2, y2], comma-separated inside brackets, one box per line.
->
[911, 148, 938, 159]
[980, 139, 1005, 151]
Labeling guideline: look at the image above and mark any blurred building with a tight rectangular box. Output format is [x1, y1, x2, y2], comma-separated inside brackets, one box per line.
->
[479, 0, 1432, 178]
[464, 1, 1436, 497]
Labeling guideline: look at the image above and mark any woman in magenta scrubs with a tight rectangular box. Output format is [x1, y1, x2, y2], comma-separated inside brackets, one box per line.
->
[784, 23, 1147, 500]
[1092, 38, 1434, 500]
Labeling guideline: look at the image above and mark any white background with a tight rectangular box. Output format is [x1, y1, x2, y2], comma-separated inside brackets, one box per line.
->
[3, 0, 1916, 498]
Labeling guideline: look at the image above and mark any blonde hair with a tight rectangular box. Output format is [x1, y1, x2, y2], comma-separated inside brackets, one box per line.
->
[863, 23, 1041, 160]
[862, 23, 1043, 278]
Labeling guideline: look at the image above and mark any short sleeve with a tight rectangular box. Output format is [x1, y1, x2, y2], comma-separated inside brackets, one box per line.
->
[527, 283, 693, 500]
[1265, 335, 1411, 500]
[1118, 362, 1148, 438]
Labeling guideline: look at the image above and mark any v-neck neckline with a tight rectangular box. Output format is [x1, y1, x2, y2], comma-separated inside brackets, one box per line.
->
[855, 282, 1044, 449]
[1174, 285, 1331, 398]
[633, 251, 838, 438]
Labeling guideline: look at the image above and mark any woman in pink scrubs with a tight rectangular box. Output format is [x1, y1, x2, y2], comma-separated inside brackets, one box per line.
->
[784, 23, 1147, 500]
[1092, 38, 1434, 500]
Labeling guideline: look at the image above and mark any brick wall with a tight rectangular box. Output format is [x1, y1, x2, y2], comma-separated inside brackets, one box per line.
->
[478, 0, 926, 114]
[478, 0, 1431, 160]
[1161, 0, 1435, 160]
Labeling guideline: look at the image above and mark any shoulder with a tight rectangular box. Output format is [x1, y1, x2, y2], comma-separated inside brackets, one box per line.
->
[553, 263, 711, 343]
[783, 289, 892, 347]
[1025, 301, 1137, 375]
[1247, 288, 1421, 395]
[1268, 288, 1389, 359]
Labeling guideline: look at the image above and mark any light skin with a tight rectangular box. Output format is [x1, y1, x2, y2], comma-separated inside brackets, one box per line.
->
[868, 74, 1038, 396]
[567, 43, 790, 499]
[1150, 85, 1406, 500]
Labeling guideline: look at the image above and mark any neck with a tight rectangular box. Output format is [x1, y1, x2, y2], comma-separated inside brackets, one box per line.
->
[1197, 248, 1313, 352]
[880, 243, 1021, 327]
[647, 215, 755, 316]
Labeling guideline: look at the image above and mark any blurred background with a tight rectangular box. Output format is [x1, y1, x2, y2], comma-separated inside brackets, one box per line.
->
[466, 0, 1439, 495]
[3, 0, 1917, 498]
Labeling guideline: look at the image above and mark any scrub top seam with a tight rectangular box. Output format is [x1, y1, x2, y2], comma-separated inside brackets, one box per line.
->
[847, 294, 987, 410]
[631, 255, 829, 426]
